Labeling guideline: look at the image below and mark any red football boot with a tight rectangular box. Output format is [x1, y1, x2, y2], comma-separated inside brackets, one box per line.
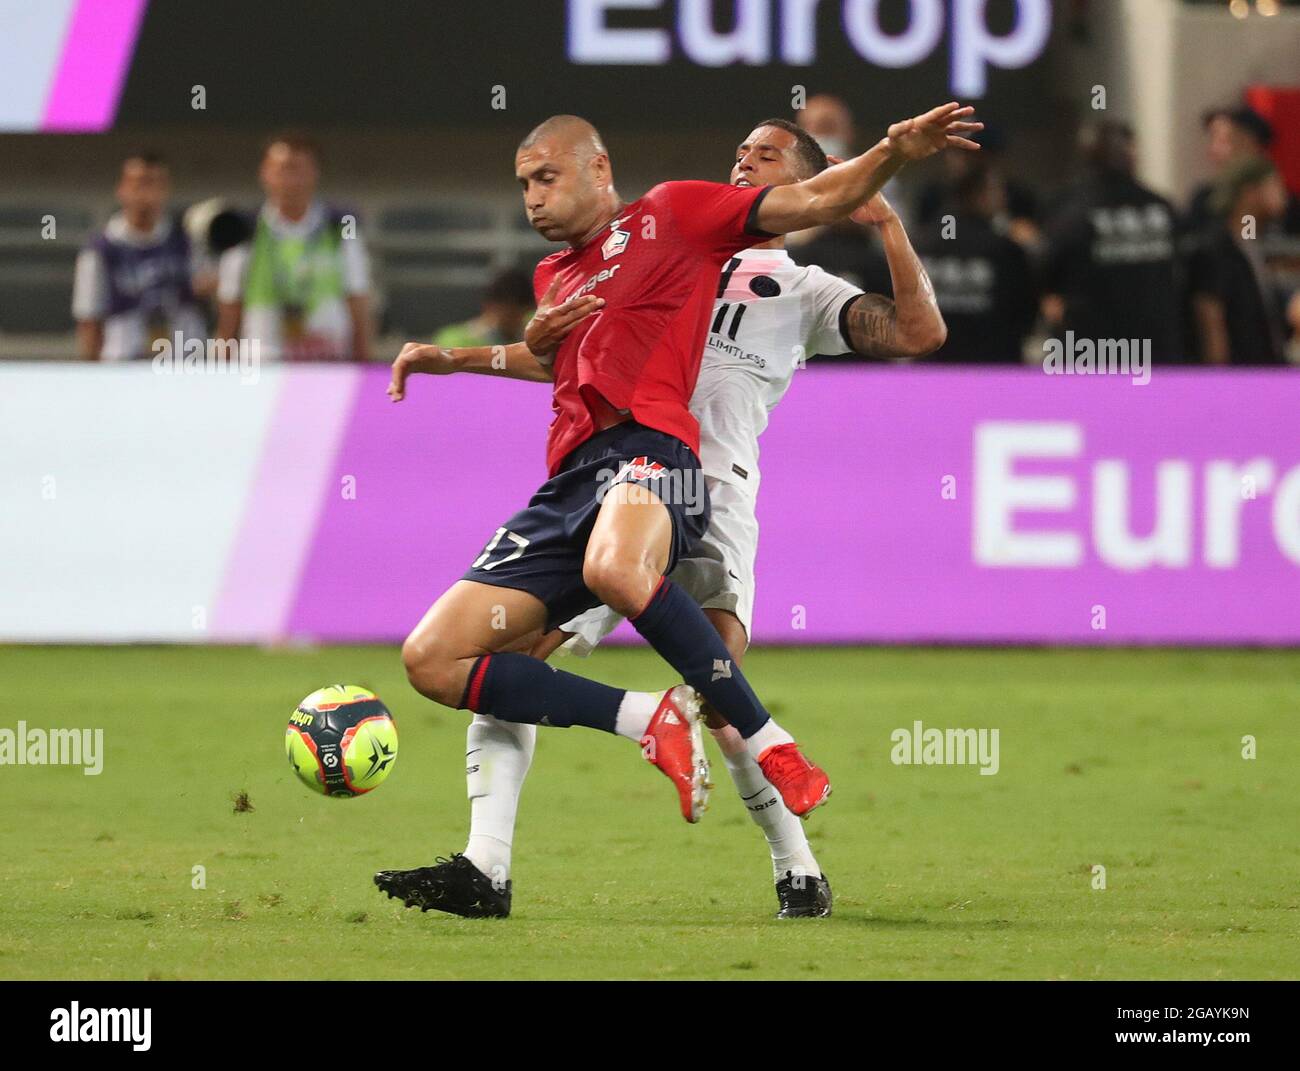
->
[640, 685, 711, 823]
[758, 742, 831, 817]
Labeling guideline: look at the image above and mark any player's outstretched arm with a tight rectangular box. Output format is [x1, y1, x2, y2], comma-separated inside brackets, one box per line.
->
[841, 192, 946, 360]
[387, 341, 551, 402]
[387, 285, 606, 399]
[756, 102, 982, 235]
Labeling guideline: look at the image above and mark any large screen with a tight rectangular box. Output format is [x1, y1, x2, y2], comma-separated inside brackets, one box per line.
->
[5, 364, 1297, 645]
[1, 0, 1056, 132]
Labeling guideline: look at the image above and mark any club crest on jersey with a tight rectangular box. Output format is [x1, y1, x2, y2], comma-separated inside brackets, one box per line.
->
[614, 456, 666, 483]
[602, 216, 631, 260]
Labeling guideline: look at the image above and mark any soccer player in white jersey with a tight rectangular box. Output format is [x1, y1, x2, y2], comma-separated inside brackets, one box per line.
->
[388, 118, 948, 919]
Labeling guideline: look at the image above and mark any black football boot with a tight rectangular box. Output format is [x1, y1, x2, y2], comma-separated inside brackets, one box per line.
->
[774, 869, 832, 919]
[375, 854, 511, 918]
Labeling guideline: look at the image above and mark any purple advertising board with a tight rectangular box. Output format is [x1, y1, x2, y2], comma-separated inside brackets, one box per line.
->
[279, 366, 1300, 646]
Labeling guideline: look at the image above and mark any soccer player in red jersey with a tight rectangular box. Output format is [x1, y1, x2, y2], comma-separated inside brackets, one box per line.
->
[376, 105, 979, 915]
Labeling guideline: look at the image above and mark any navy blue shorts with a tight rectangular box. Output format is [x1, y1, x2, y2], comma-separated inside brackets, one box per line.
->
[462, 422, 711, 630]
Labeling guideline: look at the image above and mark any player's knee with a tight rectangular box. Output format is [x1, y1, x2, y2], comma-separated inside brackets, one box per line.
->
[401, 633, 462, 706]
[582, 551, 657, 617]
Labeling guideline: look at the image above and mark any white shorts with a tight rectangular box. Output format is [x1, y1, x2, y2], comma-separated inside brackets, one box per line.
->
[561, 476, 758, 656]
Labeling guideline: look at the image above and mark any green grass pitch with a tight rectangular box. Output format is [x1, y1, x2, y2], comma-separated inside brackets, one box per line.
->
[1, 644, 1297, 980]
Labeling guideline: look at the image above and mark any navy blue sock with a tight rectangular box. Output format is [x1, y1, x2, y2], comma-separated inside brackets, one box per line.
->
[460, 652, 625, 733]
[630, 579, 770, 738]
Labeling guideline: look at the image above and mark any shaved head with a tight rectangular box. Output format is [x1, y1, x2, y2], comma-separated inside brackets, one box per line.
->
[516, 115, 620, 246]
[519, 115, 607, 164]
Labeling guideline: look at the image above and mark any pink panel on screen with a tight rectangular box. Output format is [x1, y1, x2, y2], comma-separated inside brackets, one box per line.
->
[279, 367, 1300, 646]
[41, 0, 149, 132]
[285, 369, 555, 641]
[211, 366, 363, 641]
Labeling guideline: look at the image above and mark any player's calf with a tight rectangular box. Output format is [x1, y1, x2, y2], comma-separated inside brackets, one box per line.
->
[400, 635, 467, 707]
[401, 581, 550, 708]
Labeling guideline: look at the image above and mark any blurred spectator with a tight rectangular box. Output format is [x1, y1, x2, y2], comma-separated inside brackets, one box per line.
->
[1189, 157, 1296, 365]
[914, 163, 1037, 363]
[797, 93, 855, 162]
[1187, 107, 1300, 236]
[1040, 120, 1182, 362]
[432, 268, 534, 348]
[788, 93, 892, 293]
[72, 152, 205, 361]
[216, 133, 370, 360]
[915, 124, 1041, 250]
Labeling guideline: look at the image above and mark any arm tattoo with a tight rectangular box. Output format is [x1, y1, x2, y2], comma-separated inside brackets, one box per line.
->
[842, 293, 900, 359]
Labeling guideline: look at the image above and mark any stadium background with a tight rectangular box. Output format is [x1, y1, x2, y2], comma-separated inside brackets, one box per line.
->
[2, 0, 1300, 987]
[2, 0, 1298, 644]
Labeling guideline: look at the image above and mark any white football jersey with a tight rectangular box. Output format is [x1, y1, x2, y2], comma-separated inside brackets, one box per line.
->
[692, 246, 863, 497]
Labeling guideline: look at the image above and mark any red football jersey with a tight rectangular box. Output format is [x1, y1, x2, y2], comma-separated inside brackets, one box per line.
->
[534, 180, 773, 475]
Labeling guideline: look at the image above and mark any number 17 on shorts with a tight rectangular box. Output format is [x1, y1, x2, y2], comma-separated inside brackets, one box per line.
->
[471, 528, 530, 572]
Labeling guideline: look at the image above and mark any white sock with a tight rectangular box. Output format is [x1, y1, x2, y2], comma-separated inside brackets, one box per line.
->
[714, 725, 820, 881]
[743, 717, 795, 762]
[613, 690, 660, 742]
[462, 714, 535, 887]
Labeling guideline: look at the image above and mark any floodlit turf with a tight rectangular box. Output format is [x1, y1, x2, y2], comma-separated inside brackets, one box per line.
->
[1, 644, 1297, 980]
